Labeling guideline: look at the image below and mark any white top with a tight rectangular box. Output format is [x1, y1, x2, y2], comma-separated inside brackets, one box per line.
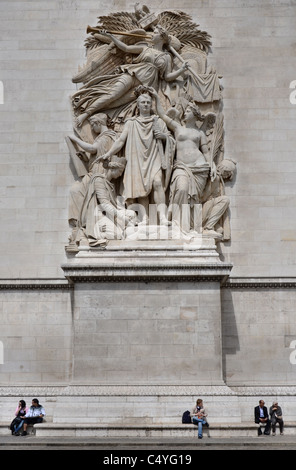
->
[25, 406, 46, 418]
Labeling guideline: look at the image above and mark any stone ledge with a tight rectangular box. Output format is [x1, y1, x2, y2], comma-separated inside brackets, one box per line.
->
[62, 239, 233, 283]
[2, 422, 295, 438]
[0, 279, 72, 290]
[61, 260, 233, 283]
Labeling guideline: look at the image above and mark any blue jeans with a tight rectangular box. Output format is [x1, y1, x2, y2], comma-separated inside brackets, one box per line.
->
[192, 417, 206, 437]
[14, 419, 24, 434]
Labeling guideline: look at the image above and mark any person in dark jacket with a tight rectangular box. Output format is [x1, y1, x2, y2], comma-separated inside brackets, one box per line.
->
[254, 399, 271, 435]
[269, 401, 284, 436]
[10, 400, 28, 435]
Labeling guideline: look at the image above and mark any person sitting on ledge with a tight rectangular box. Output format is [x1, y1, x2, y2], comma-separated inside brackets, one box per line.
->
[10, 399, 28, 435]
[191, 398, 209, 439]
[21, 398, 46, 436]
[254, 399, 271, 436]
[269, 401, 284, 436]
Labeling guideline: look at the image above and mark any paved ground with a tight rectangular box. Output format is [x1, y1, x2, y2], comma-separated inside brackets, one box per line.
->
[0, 434, 295, 451]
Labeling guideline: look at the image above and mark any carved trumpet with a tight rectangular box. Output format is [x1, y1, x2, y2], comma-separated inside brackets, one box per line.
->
[86, 26, 200, 84]
[86, 26, 152, 39]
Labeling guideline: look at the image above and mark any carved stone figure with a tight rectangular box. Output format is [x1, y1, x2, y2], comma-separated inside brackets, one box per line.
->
[74, 156, 137, 248]
[67, 114, 117, 225]
[65, 113, 117, 251]
[72, 25, 189, 129]
[150, 87, 215, 233]
[201, 159, 237, 241]
[65, 6, 235, 247]
[98, 87, 175, 225]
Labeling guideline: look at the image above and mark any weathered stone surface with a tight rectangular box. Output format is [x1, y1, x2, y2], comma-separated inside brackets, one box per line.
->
[0, 1, 296, 426]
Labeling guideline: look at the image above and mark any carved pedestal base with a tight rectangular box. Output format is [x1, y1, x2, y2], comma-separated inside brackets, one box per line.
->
[62, 238, 232, 388]
[60, 238, 234, 422]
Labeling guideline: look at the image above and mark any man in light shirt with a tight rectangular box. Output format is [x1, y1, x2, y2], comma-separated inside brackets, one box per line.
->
[21, 398, 46, 436]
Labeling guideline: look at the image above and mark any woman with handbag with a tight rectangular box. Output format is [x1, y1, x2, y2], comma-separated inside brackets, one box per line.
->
[10, 400, 28, 435]
[269, 401, 284, 436]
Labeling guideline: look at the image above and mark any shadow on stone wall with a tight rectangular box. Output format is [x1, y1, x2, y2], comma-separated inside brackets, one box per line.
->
[221, 288, 240, 384]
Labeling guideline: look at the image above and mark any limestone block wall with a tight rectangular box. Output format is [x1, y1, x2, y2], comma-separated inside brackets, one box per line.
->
[72, 281, 223, 385]
[0, 286, 73, 384]
[1, 283, 296, 390]
[0, 393, 242, 425]
[0, 0, 99, 278]
[208, 1, 296, 277]
[222, 285, 296, 386]
[0, 0, 296, 417]
[0, 0, 295, 279]
[2, 392, 296, 425]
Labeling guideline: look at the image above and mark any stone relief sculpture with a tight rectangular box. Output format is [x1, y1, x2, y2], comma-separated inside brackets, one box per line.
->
[72, 24, 189, 129]
[77, 156, 137, 247]
[66, 113, 117, 251]
[201, 159, 237, 240]
[149, 87, 216, 234]
[99, 86, 175, 226]
[65, 6, 236, 251]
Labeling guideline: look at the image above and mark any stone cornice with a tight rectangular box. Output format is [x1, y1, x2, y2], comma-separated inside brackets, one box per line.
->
[61, 263, 233, 283]
[1, 277, 295, 289]
[0, 279, 73, 290]
[61, 242, 233, 283]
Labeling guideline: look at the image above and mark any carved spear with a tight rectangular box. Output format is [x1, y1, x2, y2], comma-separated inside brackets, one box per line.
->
[167, 45, 201, 82]
[86, 26, 152, 39]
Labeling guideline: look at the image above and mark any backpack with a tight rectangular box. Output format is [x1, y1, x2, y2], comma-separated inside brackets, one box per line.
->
[10, 417, 22, 431]
[182, 410, 192, 423]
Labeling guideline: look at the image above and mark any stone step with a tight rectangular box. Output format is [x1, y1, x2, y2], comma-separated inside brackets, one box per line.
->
[2, 422, 295, 438]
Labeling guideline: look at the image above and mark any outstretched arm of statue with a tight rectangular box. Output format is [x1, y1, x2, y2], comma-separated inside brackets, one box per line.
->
[68, 134, 97, 154]
[95, 127, 129, 163]
[99, 30, 144, 55]
[148, 87, 178, 134]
